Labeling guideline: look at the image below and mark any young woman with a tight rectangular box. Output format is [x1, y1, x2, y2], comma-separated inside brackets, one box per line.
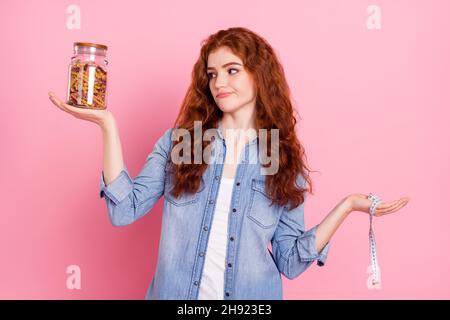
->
[49, 27, 409, 300]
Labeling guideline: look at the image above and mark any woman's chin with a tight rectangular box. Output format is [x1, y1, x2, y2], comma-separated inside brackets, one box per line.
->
[217, 104, 241, 114]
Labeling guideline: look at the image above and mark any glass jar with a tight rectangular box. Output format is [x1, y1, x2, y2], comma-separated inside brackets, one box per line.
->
[66, 42, 108, 109]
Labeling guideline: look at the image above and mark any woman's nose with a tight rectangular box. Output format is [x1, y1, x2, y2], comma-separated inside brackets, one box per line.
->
[214, 73, 228, 88]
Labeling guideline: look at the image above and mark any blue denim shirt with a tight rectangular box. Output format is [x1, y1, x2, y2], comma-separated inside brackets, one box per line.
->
[99, 124, 330, 300]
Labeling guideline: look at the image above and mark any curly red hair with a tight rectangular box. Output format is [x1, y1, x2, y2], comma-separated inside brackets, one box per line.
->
[169, 27, 315, 211]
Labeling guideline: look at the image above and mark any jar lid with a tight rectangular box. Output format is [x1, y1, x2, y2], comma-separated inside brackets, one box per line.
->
[74, 42, 108, 50]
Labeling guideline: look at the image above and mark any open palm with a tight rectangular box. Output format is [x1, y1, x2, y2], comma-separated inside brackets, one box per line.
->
[349, 193, 410, 217]
[48, 91, 112, 126]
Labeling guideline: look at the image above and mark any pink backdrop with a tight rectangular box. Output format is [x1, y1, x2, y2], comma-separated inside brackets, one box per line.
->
[0, 0, 449, 299]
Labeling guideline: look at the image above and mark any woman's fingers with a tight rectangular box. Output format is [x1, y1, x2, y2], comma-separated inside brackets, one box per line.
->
[49, 91, 111, 126]
[376, 198, 409, 216]
[375, 199, 398, 210]
[49, 92, 74, 114]
[375, 202, 398, 215]
[49, 92, 90, 116]
[48, 92, 61, 108]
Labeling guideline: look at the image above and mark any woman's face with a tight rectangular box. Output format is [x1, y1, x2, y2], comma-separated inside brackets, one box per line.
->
[207, 46, 256, 114]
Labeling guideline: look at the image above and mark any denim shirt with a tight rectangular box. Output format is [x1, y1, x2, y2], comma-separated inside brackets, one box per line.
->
[99, 124, 331, 300]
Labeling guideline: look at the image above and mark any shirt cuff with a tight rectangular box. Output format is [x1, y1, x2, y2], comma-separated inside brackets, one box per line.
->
[99, 166, 133, 205]
[298, 224, 331, 267]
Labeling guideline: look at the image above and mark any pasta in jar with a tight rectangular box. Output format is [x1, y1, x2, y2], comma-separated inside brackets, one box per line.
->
[66, 42, 108, 109]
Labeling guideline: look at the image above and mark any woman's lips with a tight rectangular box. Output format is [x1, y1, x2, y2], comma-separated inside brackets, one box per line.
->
[216, 92, 232, 98]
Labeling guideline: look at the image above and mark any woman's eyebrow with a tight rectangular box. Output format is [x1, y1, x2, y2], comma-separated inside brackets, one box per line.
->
[207, 62, 242, 70]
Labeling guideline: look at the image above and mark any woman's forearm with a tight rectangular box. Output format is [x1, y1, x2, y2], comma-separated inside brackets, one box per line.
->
[315, 197, 353, 253]
[101, 115, 125, 185]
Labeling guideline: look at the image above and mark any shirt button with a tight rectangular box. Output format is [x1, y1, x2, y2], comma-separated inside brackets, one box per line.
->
[199, 252, 204, 257]
[232, 208, 236, 213]
[225, 292, 230, 297]
[194, 281, 199, 286]
[203, 226, 208, 231]
[228, 263, 232, 268]
[209, 200, 214, 204]
[215, 176, 219, 180]
[229, 236, 234, 241]
[236, 182, 240, 186]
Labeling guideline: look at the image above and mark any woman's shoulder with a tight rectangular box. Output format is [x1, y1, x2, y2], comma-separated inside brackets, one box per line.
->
[150, 127, 176, 157]
[157, 127, 175, 147]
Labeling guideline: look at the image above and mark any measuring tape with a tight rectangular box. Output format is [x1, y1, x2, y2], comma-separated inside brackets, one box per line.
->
[368, 193, 382, 285]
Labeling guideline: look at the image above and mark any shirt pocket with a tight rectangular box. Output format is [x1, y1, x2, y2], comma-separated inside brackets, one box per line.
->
[247, 178, 278, 228]
[164, 168, 204, 207]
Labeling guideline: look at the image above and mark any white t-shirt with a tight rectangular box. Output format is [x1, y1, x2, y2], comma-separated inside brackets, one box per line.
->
[198, 176, 235, 300]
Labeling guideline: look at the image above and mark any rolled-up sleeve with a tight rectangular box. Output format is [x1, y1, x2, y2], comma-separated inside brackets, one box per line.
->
[99, 166, 134, 204]
[99, 127, 173, 227]
[271, 175, 331, 280]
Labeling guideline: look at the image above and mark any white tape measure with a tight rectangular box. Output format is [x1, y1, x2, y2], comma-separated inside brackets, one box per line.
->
[368, 193, 381, 285]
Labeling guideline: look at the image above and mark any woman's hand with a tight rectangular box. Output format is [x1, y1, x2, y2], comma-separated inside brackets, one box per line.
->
[348, 193, 410, 217]
[48, 91, 113, 128]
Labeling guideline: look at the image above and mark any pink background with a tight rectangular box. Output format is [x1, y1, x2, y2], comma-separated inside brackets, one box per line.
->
[0, 0, 449, 299]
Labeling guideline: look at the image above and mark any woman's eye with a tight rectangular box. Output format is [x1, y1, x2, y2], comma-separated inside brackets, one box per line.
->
[207, 69, 239, 79]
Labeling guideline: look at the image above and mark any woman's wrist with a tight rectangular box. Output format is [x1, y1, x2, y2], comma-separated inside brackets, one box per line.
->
[342, 195, 354, 215]
[100, 112, 116, 133]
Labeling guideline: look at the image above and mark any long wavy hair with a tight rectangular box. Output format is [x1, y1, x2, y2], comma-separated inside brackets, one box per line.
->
[169, 27, 315, 211]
